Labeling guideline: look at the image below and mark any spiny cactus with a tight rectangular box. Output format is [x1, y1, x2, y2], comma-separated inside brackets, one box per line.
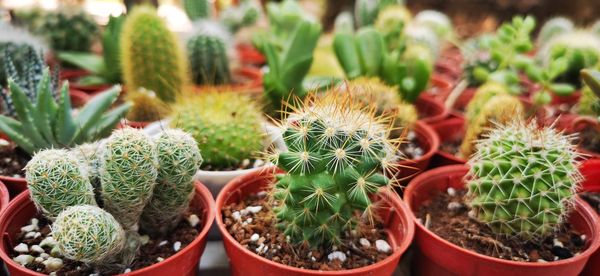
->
[170, 92, 264, 169]
[374, 4, 412, 51]
[464, 82, 510, 126]
[52, 205, 125, 264]
[187, 34, 231, 85]
[220, 0, 261, 33]
[121, 6, 188, 103]
[125, 87, 171, 122]
[183, 0, 211, 21]
[467, 120, 582, 238]
[99, 128, 158, 230]
[37, 9, 98, 52]
[580, 69, 600, 119]
[403, 24, 441, 59]
[25, 149, 97, 219]
[140, 129, 202, 236]
[355, 0, 403, 28]
[270, 92, 401, 247]
[413, 10, 454, 41]
[0, 22, 47, 87]
[536, 17, 574, 46]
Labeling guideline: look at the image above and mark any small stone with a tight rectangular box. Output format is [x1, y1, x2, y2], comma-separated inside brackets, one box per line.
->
[537, 259, 547, 263]
[187, 214, 200, 227]
[311, 256, 316, 262]
[253, 159, 264, 168]
[124, 268, 132, 273]
[332, 246, 337, 251]
[553, 239, 564, 248]
[232, 211, 242, 221]
[31, 218, 39, 227]
[43, 257, 63, 271]
[40, 253, 50, 259]
[13, 255, 34, 266]
[245, 206, 262, 214]
[14, 243, 29, 253]
[156, 257, 164, 262]
[447, 187, 457, 196]
[250, 233, 260, 242]
[359, 238, 371, 248]
[50, 273, 57, 276]
[21, 224, 38, 233]
[40, 237, 57, 248]
[447, 202, 463, 212]
[34, 257, 44, 263]
[242, 159, 251, 168]
[24, 231, 39, 239]
[327, 251, 347, 262]
[375, 240, 391, 253]
[467, 210, 477, 219]
[0, 139, 10, 147]
[255, 243, 265, 253]
[581, 235, 587, 241]
[173, 241, 181, 252]
[140, 235, 150, 245]
[158, 240, 168, 247]
[50, 247, 60, 256]
[256, 191, 267, 197]
[31, 245, 44, 253]
[246, 218, 253, 224]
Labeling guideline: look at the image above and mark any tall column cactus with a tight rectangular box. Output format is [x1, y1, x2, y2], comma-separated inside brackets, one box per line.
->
[25, 149, 97, 219]
[270, 93, 401, 247]
[120, 6, 188, 103]
[183, 0, 211, 21]
[99, 128, 158, 230]
[140, 129, 203, 236]
[187, 34, 231, 85]
[466, 121, 582, 238]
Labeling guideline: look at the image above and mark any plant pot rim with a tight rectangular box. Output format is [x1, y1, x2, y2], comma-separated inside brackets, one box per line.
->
[417, 94, 449, 124]
[399, 121, 441, 166]
[0, 180, 8, 211]
[215, 166, 415, 275]
[429, 116, 467, 164]
[405, 164, 600, 268]
[0, 181, 216, 276]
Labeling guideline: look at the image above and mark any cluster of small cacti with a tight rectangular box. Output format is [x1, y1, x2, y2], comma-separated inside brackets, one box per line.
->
[36, 9, 98, 52]
[466, 120, 582, 238]
[270, 92, 401, 247]
[25, 127, 202, 264]
[0, 22, 47, 87]
[170, 91, 264, 169]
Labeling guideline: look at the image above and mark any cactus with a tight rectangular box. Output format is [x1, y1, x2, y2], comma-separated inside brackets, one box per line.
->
[53, 205, 125, 264]
[220, 0, 261, 33]
[270, 92, 401, 247]
[464, 82, 510, 125]
[536, 17, 574, 46]
[0, 22, 47, 87]
[466, 120, 582, 238]
[413, 10, 454, 41]
[125, 87, 171, 122]
[170, 92, 264, 169]
[403, 24, 441, 59]
[25, 149, 97, 219]
[37, 9, 98, 52]
[99, 128, 158, 230]
[187, 34, 231, 85]
[120, 6, 188, 103]
[183, 0, 211, 21]
[140, 129, 203, 236]
[580, 69, 600, 120]
[374, 5, 412, 51]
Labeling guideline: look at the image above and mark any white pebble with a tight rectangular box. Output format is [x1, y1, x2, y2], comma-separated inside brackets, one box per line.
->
[537, 259, 547, 263]
[50, 273, 57, 276]
[187, 214, 200, 227]
[158, 240, 168, 247]
[447, 187, 457, 196]
[0, 139, 10, 147]
[245, 206, 262, 214]
[246, 218, 253, 224]
[263, 246, 269, 253]
[43, 257, 63, 271]
[173, 241, 182, 252]
[124, 268, 132, 273]
[253, 159, 265, 168]
[156, 257, 164, 262]
[20, 224, 38, 233]
[50, 246, 60, 256]
[31, 245, 44, 253]
[40, 237, 57, 248]
[255, 243, 265, 253]
[359, 238, 371, 248]
[375, 240, 391, 253]
[311, 256, 316, 262]
[31, 218, 39, 227]
[581, 235, 587, 241]
[14, 243, 29, 253]
[447, 202, 463, 211]
[40, 253, 49, 259]
[256, 191, 267, 198]
[242, 159, 251, 168]
[553, 239, 564, 248]
[140, 235, 150, 245]
[327, 251, 347, 262]
[250, 233, 260, 242]
[24, 231, 37, 239]
[467, 210, 477, 219]
[232, 211, 242, 221]
[34, 257, 44, 263]
[13, 255, 34, 266]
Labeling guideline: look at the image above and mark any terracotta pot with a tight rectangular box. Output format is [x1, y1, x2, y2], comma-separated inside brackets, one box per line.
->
[0, 181, 215, 276]
[215, 167, 415, 276]
[425, 74, 454, 100]
[396, 121, 440, 184]
[551, 90, 581, 107]
[434, 60, 461, 80]
[416, 94, 449, 124]
[580, 160, 600, 276]
[237, 44, 265, 66]
[0, 181, 9, 211]
[429, 116, 467, 167]
[405, 165, 600, 276]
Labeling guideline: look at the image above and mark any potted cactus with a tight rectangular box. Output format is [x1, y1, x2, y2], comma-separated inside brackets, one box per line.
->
[0, 127, 215, 275]
[216, 92, 414, 274]
[405, 120, 600, 275]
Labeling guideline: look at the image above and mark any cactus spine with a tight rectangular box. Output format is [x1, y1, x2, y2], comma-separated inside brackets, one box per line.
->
[467, 121, 582, 238]
[37, 9, 98, 52]
[99, 128, 158, 230]
[52, 205, 125, 264]
[120, 6, 188, 103]
[270, 92, 401, 247]
[187, 34, 231, 85]
[25, 149, 97, 219]
[183, 0, 211, 21]
[140, 129, 203, 236]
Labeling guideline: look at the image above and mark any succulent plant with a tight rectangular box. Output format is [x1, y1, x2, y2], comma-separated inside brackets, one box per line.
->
[466, 120, 582, 238]
[125, 87, 171, 122]
[37, 9, 98, 52]
[140, 129, 202, 236]
[187, 34, 231, 85]
[219, 0, 261, 33]
[354, 0, 404, 28]
[0, 22, 47, 87]
[53, 205, 125, 264]
[170, 92, 264, 170]
[270, 92, 401, 247]
[183, 0, 211, 21]
[121, 6, 188, 103]
[374, 4, 412, 51]
[536, 17, 574, 46]
[99, 128, 158, 230]
[25, 149, 97, 219]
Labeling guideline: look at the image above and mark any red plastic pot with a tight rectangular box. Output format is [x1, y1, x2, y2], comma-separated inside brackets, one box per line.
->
[416, 94, 449, 124]
[551, 90, 581, 107]
[0, 181, 215, 276]
[237, 43, 265, 66]
[429, 116, 466, 167]
[395, 121, 440, 184]
[0, 181, 9, 211]
[579, 160, 600, 276]
[215, 167, 415, 276]
[425, 74, 454, 100]
[405, 165, 600, 276]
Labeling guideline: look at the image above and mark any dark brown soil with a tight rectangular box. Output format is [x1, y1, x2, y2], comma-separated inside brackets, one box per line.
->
[10, 210, 201, 275]
[222, 193, 392, 271]
[201, 158, 265, 172]
[417, 189, 586, 262]
[0, 141, 30, 178]
[440, 138, 462, 157]
[581, 192, 600, 214]
[578, 127, 600, 154]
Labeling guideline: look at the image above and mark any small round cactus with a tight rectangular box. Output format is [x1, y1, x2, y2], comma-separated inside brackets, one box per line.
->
[464, 82, 510, 126]
[52, 205, 125, 264]
[100, 128, 158, 230]
[467, 121, 582, 238]
[140, 129, 203, 236]
[37, 9, 98, 52]
[25, 149, 97, 219]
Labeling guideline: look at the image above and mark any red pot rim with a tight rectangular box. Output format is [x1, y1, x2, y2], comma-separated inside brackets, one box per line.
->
[429, 116, 467, 164]
[0, 181, 216, 276]
[417, 94, 449, 124]
[399, 121, 441, 166]
[0, 180, 9, 212]
[405, 165, 600, 268]
[193, 66, 263, 93]
[215, 167, 415, 275]
[581, 159, 600, 193]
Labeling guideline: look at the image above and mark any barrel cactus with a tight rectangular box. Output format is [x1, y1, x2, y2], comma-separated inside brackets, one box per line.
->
[187, 34, 231, 85]
[270, 93, 401, 247]
[0, 23, 46, 87]
[25, 149, 97, 219]
[140, 129, 203, 236]
[466, 120, 582, 238]
[37, 9, 98, 52]
[52, 205, 125, 264]
[170, 92, 264, 169]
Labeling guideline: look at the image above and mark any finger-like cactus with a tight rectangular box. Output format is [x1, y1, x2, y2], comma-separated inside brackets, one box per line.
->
[53, 205, 125, 264]
[25, 149, 97, 219]
[37, 9, 98, 52]
[140, 129, 202, 236]
[99, 128, 158, 230]
[467, 120, 582, 238]
[270, 92, 401, 247]
[187, 34, 231, 85]
[125, 87, 171, 122]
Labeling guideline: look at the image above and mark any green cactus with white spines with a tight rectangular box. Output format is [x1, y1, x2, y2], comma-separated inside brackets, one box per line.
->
[270, 92, 401, 248]
[52, 205, 125, 264]
[25, 149, 97, 219]
[413, 10, 454, 41]
[467, 121, 582, 238]
[183, 0, 211, 21]
[187, 34, 231, 85]
[99, 128, 158, 230]
[37, 9, 98, 52]
[464, 82, 510, 126]
[170, 92, 264, 170]
[374, 4, 411, 51]
[140, 129, 202, 236]
[536, 17, 574, 46]
[0, 22, 47, 87]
